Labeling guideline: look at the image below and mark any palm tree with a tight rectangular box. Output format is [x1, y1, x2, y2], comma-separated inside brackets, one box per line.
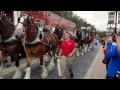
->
[51, 11, 96, 31]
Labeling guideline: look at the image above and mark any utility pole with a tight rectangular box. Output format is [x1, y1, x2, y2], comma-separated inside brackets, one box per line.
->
[115, 11, 118, 34]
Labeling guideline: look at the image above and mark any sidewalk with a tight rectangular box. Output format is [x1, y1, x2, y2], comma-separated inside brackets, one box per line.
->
[84, 46, 106, 79]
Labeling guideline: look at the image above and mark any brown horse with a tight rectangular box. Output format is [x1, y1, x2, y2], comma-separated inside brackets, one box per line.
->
[16, 14, 59, 79]
[84, 28, 95, 53]
[50, 25, 79, 58]
[90, 30, 95, 49]
[0, 14, 26, 79]
[51, 25, 76, 44]
[75, 29, 86, 56]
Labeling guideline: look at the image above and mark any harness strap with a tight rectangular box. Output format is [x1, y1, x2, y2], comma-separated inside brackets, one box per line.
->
[46, 33, 56, 46]
[44, 33, 52, 48]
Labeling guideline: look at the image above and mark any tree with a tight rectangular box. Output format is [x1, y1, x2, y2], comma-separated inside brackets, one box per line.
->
[51, 11, 97, 31]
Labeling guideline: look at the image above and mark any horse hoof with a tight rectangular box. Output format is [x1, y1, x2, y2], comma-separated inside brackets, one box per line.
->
[41, 73, 48, 79]
[12, 68, 23, 79]
[6, 64, 11, 67]
[23, 73, 31, 79]
[47, 65, 54, 72]
[0, 76, 3, 79]
[12, 74, 22, 79]
[81, 54, 84, 56]
[23, 77, 30, 79]
[12, 72, 22, 79]
[76, 53, 80, 56]
[23, 67, 31, 79]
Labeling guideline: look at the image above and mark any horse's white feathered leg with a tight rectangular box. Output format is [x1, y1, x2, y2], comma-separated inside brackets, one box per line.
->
[12, 67, 23, 79]
[41, 62, 48, 79]
[81, 48, 84, 56]
[84, 44, 87, 54]
[23, 67, 31, 79]
[47, 56, 55, 72]
[0, 62, 3, 79]
[87, 44, 90, 52]
[43, 54, 50, 62]
[76, 49, 80, 56]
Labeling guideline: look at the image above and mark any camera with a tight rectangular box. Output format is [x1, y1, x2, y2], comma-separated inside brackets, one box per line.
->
[110, 33, 116, 42]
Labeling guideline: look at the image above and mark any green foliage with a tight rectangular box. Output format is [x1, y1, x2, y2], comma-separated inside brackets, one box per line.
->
[96, 31, 106, 38]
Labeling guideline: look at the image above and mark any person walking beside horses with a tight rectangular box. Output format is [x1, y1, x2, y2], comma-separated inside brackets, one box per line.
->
[58, 32, 76, 79]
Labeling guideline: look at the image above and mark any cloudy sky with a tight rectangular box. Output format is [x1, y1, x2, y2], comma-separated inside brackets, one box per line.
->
[73, 11, 109, 31]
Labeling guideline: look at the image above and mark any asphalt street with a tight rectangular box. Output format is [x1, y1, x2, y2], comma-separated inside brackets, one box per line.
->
[2, 41, 102, 79]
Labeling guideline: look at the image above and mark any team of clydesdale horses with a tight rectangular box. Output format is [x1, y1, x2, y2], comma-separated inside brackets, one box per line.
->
[0, 14, 95, 79]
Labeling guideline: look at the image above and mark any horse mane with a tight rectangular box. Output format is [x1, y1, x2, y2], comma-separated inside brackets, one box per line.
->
[31, 18, 38, 30]
[1, 15, 15, 33]
[2, 15, 14, 26]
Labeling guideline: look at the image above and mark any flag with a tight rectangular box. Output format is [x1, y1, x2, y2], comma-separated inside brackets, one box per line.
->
[108, 11, 115, 24]
[118, 11, 120, 24]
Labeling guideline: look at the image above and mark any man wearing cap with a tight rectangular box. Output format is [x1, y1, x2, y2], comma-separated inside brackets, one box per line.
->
[58, 32, 76, 79]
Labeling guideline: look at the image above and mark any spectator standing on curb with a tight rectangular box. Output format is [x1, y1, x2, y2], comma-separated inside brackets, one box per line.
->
[105, 34, 120, 79]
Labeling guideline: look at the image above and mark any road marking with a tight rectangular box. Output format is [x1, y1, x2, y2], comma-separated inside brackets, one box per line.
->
[83, 46, 103, 79]
[2, 58, 39, 75]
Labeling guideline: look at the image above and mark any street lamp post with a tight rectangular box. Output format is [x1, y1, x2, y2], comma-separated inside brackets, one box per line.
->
[115, 11, 118, 34]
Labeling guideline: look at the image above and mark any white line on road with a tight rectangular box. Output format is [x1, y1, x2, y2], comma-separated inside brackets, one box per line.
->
[83, 46, 103, 79]
[2, 58, 39, 75]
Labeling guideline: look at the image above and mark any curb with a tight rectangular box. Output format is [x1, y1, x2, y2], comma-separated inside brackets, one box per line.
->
[83, 46, 103, 79]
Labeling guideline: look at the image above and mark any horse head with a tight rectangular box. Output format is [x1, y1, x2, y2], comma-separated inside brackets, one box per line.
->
[87, 27, 92, 40]
[76, 29, 81, 39]
[16, 14, 47, 43]
[16, 14, 29, 35]
[51, 25, 64, 41]
[16, 14, 35, 37]
[80, 27, 86, 40]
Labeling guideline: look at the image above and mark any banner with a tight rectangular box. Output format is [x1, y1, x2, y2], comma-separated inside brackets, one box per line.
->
[108, 11, 115, 24]
[118, 11, 120, 24]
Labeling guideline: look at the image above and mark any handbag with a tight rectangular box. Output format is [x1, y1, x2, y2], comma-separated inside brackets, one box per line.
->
[102, 56, 109, 64]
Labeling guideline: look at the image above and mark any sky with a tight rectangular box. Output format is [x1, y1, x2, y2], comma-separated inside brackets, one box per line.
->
[73, 11, 109, 31]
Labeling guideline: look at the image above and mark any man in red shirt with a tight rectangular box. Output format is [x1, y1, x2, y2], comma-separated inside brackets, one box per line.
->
[58, 32, 76, 79]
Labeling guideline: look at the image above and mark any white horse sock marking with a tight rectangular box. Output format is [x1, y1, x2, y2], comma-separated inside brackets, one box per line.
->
[77, 49, 80, 56]
[0, 67, 3, 79]
[81, 48, 84, 56]
[24, 67, 31, 79]
[41, 63, 48, 79]
[12, 67, 22, 79]
[47, 56, 55, 72]
[43, 54, 50, 62]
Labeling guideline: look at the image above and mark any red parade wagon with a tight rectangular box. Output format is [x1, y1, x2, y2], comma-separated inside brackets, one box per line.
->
[0, 11, 76, 34]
